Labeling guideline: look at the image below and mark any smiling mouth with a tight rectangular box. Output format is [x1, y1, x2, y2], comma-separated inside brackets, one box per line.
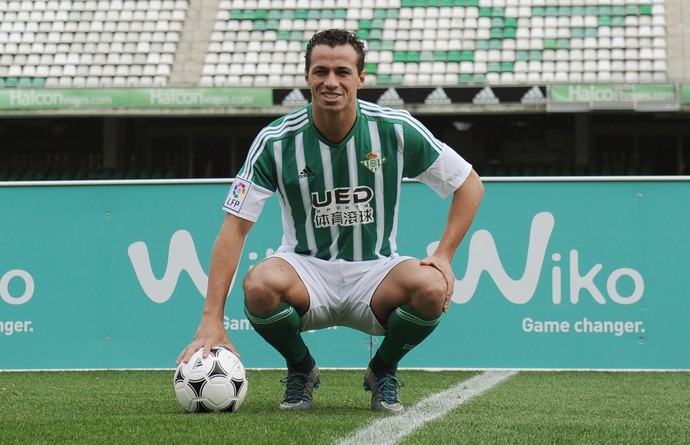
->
[322, 92, 340, 99]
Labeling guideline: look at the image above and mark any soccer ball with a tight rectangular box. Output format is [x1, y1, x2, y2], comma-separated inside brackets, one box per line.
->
[173, 346, 248, 413]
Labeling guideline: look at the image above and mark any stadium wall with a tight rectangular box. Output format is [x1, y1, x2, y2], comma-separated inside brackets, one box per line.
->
[1, 177, 689, 371]
[2, 84, 690, 181]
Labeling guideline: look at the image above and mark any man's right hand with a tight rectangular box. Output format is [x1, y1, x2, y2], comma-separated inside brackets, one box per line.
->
[176, 319, 238, 365]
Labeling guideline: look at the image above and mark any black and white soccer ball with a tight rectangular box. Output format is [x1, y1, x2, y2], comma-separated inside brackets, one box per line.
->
[173, 346, 248, 413]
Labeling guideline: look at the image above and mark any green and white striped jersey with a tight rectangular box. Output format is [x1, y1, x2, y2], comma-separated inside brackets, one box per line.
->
[223, 99, 472, 261]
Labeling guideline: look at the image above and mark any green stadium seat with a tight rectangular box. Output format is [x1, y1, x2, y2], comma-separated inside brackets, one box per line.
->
[611, 16, 626, 27]
[490, 27, 504, 39]
[434, 51, 447, 62]
[532, 7, 545, 17]
[545, 6, 558, 16]
[529, 50, 543, 61]
[367, 40, 382, 51]
[365, 63, 378, 74]
[599, 6, 612, 16]
[376, 74, 392, 84]
[458, 73, 473, 83]
[368, 29, 383, 40]
[585, 6, 598, 16]
[611, 5, 626, 16]
[626, 5, 640, 16]
[558, 6, 572, 16]
[17, 78, 32, 88]
[489, 39, 502, 50]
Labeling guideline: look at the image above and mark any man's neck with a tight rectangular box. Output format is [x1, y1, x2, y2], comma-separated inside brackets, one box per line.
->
[312, 107, 357, 144]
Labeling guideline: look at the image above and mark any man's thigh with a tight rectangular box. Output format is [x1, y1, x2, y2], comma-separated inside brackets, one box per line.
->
[243, 257, 310, 315]
[270, 252, 413, 334]
[370, 259, 446, 321]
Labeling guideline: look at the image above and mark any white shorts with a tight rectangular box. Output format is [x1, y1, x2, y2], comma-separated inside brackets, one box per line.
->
[268, 252, 414, 336]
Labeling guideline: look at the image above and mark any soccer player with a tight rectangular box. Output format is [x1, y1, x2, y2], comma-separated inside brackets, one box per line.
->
[178, 29, 484, 413]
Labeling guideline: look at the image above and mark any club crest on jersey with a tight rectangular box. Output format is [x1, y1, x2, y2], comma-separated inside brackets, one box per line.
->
[360, 152, 387, 173]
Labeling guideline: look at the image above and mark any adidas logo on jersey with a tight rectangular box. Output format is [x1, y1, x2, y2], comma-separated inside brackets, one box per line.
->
[299, 165, 316, 178]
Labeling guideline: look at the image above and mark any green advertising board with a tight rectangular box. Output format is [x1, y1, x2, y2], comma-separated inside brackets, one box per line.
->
[1, 179, 689, 370]
[0, 88, 273, 110]
[549, 84, 678, 111]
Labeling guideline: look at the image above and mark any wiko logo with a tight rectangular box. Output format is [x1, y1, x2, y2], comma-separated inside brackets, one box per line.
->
[441, 212, 645, 305]
[127, 230, 209, 303]
[128, 213, 644, 306]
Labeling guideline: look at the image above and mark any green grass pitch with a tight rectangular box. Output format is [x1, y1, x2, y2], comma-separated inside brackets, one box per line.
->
[1, 369, 689, 444]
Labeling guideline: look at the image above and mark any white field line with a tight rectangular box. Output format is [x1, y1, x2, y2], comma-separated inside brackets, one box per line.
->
[337, 370, 517, 445]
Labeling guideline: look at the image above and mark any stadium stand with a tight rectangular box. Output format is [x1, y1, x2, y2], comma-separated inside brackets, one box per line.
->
[0, 0, 671, 88]
[0, 0, 188, 88]
[200, 0, 669, 87]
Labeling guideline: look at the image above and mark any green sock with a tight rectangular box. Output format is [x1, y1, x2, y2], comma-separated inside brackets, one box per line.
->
[375, 305, 442, 367]
[244, 301, 308, 365]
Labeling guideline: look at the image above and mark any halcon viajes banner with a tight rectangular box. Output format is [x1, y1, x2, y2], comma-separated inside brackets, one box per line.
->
[0, 88, 273, 110]
[0, 178, 688, 370]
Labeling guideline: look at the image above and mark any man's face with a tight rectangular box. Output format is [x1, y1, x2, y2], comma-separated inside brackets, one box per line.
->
[305, 44, 365, 114]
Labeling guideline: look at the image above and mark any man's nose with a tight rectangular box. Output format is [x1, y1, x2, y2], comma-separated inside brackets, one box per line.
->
[324, 71, 338, 87]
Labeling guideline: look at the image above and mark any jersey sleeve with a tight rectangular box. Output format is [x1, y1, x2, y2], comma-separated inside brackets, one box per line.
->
[413, 144, 473, 198]
[222, 177, 274, 222]
[400, 114, 473, 198]
[222, 132, 277, 222]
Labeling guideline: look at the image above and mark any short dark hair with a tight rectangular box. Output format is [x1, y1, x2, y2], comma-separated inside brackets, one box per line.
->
[304, 29, 366, 74]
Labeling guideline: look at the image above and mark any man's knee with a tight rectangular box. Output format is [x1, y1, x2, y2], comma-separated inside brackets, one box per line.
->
[243, 264, 281, 314]
[243, 258, 309, 315]
[407, 268, 447, 316]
